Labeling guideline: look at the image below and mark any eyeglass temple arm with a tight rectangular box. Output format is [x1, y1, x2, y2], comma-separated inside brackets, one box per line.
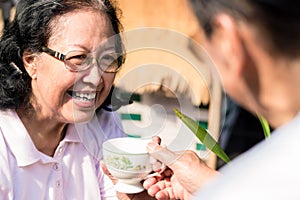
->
[41, 47, 66, 60]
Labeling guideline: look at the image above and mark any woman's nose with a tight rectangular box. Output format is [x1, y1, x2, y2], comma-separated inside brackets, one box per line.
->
[82, 62, 103, 86]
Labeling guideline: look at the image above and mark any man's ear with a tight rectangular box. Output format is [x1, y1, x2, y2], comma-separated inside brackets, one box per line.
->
[22, 51, 37, 79]
[209, 13, 245, 76]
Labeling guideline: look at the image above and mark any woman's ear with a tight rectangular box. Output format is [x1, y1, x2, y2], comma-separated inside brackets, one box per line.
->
[209, 13, 246, 76]
[23, 51, 37, 79]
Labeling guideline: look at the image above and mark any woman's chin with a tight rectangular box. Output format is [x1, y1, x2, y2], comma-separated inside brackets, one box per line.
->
[71, 109, 95, 124]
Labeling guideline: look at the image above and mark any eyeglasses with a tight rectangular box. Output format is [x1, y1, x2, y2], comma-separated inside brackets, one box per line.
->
[41, 46, 122, 73]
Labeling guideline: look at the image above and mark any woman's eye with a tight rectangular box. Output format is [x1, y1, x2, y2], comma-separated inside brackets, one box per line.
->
[101, 55, 117, 65]
[66, 53, 88, 65]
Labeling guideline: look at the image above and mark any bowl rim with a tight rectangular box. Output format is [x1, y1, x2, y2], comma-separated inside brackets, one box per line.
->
[103, 147, 149, 155]
[103, 137, 150, 155]
[106, 164, 152, 174]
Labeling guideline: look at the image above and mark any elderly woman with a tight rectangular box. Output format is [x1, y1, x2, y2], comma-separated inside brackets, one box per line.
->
[0, 0, 127, 199]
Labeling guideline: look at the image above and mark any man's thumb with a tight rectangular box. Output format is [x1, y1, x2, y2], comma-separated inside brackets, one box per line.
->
[147, 142, 181, 169]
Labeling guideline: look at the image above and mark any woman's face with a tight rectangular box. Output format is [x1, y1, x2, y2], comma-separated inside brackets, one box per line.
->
[28, 9, 117, 123]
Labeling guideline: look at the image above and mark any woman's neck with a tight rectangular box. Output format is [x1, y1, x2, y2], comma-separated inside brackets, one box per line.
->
[16, 108, 67, 157]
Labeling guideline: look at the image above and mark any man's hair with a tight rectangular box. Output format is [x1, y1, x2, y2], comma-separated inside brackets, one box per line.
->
[189, 0, 300, 59]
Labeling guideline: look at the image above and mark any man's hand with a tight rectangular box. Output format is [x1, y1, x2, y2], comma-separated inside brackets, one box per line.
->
[143, 139, 219, 199]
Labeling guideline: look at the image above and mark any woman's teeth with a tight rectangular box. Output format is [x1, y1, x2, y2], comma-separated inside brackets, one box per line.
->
[71, 92, 96, 101]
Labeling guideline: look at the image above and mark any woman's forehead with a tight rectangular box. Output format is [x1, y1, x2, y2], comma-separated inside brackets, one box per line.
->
[48, 9, 114, 50]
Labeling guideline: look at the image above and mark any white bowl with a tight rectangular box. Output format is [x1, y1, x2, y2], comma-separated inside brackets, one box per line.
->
[103, 137, 153, 193]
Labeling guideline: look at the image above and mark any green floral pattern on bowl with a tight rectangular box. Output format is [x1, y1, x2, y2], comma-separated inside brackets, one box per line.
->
[105, 155, 148, 171]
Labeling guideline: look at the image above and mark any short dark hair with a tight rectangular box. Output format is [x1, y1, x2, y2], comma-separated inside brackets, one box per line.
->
[0, 0, 125, 110]
[189, 0, 300, 59]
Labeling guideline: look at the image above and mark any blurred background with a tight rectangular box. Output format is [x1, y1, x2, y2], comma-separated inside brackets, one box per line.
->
[0, 0, 16, 32]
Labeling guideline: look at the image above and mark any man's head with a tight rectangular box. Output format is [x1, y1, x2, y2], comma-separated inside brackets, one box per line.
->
[189, 0, 300, 118]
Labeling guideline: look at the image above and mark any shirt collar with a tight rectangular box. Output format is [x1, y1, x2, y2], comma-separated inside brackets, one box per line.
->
[0, 110, 40, 167]
[0, 110, 81, 167]
[64, 123, 81, 143]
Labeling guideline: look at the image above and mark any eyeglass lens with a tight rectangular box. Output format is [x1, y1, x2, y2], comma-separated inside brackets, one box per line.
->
[64, 51, 121, 73]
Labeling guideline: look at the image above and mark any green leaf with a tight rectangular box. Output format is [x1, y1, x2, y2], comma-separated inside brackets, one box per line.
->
[174, 108, 230, 163]
[258, 115, 271, 139]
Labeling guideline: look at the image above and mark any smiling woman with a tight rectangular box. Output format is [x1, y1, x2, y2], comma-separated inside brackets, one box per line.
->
[0, 0, 129, 199]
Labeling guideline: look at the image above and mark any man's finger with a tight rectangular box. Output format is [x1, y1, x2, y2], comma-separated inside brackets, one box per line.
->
[147, 142, 181, 168]
[152, 136, 161, 144]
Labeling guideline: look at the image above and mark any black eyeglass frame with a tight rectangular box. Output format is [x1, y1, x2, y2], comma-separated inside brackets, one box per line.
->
[41, 46, 122, 73]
